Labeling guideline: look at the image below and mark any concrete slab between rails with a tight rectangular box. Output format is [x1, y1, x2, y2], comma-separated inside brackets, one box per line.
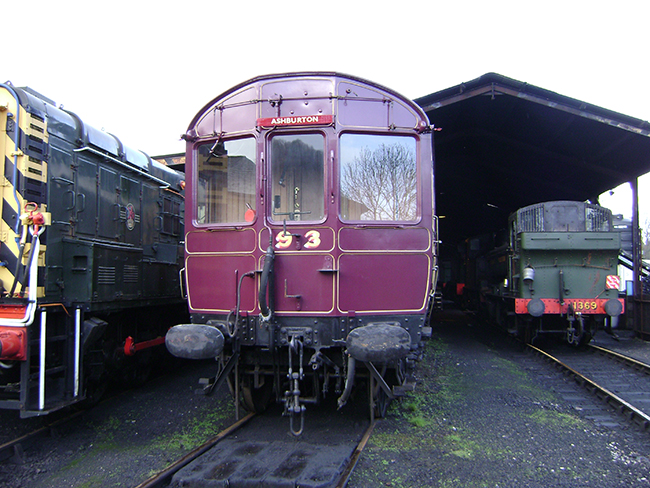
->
[170, 438, 355, 487]
[591, 329, 650, 365]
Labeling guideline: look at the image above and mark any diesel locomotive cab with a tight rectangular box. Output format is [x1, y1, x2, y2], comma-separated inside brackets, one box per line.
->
[166, 72, 437, 434]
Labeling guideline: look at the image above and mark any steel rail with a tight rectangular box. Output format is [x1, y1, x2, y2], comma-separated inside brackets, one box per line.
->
[0, 410, 85, 464]
[588, 344, 650, 374]
[0, 367, 173, 465]
[336, 420, 376, 488]
[527, 343, 650, 430]
[134, 412, 255, 488]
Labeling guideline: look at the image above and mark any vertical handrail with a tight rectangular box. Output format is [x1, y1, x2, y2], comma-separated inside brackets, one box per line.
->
[74, 308, 81, 398]
[432, 214, 440, 293]
[39, 309, 47, 410]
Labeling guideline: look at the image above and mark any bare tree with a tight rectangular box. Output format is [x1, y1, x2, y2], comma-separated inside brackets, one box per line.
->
[341, 143, 417, 221]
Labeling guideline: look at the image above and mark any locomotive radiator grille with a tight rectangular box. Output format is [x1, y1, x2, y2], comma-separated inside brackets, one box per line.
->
[586, 204, 611, 231]
[124, 265, 139, 283]
[516, 204, 544, 233]
[97, 266, 116, 285]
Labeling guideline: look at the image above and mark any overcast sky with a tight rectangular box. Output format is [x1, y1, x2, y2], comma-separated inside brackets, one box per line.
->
[3, 1, 649, 218]
[4, 1, 648, 154]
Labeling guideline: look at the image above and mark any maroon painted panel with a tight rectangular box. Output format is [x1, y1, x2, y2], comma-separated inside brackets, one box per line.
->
[186, 255, 257, 312]
[272, 254, 335, 314]
[186, 229, 257, 254]
[260, 78, 334, 119]
[338, 227, 430, 252]
[195, 86, 258, 137]
[337, 82, 418, 129]
[259, 227, 335, 253]
[338, 253, 430, 313]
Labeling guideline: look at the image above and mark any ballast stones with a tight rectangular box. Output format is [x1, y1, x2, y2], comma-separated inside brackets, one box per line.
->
[346, 324, 411, 363]
[165, 324, 225, 359]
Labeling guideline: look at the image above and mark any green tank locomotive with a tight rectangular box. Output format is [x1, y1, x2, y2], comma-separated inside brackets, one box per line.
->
[482, 201, 623, 345]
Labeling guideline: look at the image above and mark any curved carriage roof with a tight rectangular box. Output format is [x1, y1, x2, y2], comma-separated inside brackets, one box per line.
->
[186, 71, 429, 137]
[415, 72, 650, 246]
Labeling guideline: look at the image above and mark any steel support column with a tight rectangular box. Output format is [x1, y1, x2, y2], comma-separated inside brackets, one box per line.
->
[631, 178, 647, 338]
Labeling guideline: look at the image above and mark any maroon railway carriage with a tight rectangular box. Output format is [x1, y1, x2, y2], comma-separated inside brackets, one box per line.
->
[166, 72, 437, 433]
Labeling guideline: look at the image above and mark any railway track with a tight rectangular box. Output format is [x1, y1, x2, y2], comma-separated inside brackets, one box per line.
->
[0, 410, 85, 465]
[528, 342, 650, 431]
[0, 364, 182, 468]
[136, 412, 256, 488]
[136, 400, 375, 488]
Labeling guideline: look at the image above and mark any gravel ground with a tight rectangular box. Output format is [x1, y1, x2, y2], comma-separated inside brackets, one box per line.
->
[1, 312, 650, 488]
[0, 358, 238, 488]
[349, 309, 650, 487]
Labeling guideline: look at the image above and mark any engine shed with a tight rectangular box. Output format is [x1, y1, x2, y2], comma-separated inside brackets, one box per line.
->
[415, 73, 650, 338]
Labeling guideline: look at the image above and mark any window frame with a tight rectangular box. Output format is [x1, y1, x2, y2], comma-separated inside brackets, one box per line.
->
[192, 135, 258, 227]
[338, 131, 421, 224]
[267, 130, 328, 225]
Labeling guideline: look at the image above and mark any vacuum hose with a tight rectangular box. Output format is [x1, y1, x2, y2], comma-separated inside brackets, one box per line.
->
[337, 355, 356, 409]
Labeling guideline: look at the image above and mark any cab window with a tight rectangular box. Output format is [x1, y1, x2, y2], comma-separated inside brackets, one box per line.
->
[195, 137, 256, 224]
[340, 134, 418, 221]
[270, 133, 325, 222]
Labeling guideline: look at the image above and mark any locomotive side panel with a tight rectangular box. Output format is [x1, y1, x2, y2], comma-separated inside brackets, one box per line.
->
[75, 156, 99, 236]
[272, 253, 336, 314]
[337, 81, 420, 129]
[98, 166, 120, 240]
[260, 78, 334, 119]
[338, 227, 431, 251]
[187, 229, 257, 253]
[194, 86, 258, 138]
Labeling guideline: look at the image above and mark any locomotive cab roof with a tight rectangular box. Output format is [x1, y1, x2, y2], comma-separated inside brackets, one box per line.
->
[5, 82, 175, 181]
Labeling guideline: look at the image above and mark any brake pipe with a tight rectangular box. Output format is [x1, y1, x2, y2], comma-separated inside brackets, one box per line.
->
[124, 336, 166, 356]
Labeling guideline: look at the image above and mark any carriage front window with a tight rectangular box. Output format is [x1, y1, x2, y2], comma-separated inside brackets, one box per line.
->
[270, 133, 325, 222]
[196, 137, 256, 224]
[340, 134, 418, 221]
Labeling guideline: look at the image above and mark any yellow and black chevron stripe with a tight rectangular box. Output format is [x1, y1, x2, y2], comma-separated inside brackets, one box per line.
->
[0, 86, 48, 298]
